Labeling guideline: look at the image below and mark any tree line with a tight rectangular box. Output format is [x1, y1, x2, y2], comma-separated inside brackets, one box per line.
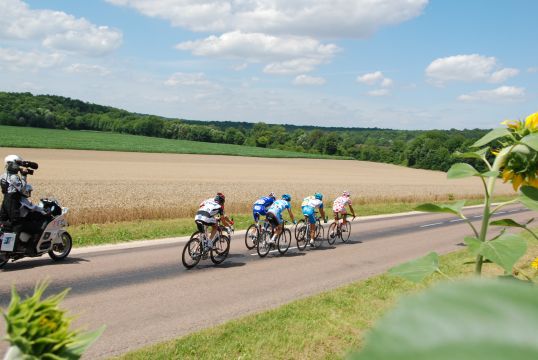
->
[0, 92, 490, 171]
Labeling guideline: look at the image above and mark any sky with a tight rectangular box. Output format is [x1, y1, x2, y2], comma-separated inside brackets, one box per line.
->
[0, 0, 537, 130]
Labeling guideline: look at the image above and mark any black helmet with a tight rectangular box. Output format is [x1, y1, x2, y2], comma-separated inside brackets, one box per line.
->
[215, 192, 225, 204]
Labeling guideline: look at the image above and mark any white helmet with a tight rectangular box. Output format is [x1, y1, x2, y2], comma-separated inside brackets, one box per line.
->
[342, 191, 350, 197]
[4, 155, 22, 165]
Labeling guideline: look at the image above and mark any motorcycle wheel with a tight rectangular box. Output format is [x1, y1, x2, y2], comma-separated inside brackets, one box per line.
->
[0, 252, 9, 268]
[49, 232, 73, 261]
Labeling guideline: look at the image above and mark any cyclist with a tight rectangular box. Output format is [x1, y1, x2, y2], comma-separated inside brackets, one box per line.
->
[301, 193, 327, 244]
[252, 192, 276, 224]
[194, 192, 233, 249]
[266, 194, 296, 244]
[332, 191, 356, 232]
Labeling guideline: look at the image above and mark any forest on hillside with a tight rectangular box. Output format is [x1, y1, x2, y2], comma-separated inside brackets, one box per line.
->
[0, 92, 490, 171]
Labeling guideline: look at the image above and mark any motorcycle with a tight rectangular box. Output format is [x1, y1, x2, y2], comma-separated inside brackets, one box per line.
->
[0, 198, 73, 268]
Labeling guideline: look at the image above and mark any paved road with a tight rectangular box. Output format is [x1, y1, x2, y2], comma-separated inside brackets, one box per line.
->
[0, 205, 534, 359]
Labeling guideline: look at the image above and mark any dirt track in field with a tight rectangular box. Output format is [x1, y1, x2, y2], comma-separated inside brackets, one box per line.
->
[0, 147, 513, 224]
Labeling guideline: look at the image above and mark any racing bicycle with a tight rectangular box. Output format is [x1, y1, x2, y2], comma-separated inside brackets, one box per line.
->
[295, 213, 324, 250]
[327, 217, 354, 244]
[256, 220, 292, 257]
[182, 219, 233, 269]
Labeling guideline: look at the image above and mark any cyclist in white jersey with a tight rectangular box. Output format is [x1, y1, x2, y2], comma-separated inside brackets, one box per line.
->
[194, 192, 233, 245]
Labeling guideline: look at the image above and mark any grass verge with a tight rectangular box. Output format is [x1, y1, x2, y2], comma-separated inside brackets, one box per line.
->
[0, 125, 348, 159]
[115, 230, 538, 360]
[70, 196, 515, 247]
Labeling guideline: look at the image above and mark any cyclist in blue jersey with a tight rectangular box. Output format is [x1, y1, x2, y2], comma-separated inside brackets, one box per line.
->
[301, 192, 327, 244]
[252, 192, 276, 224]
[266, 194, 296, 244]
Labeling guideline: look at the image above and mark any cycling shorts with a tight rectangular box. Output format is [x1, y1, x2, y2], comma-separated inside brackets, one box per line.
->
[266, 212, 281, 227]
[302, 206, 316, 224]
[252, 205, 267, 222]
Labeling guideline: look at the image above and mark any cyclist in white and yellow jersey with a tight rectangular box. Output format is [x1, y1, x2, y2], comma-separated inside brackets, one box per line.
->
[301, 192, 327, 244]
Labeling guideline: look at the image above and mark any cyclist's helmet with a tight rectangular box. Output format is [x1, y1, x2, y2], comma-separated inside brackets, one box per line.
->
[215, 192, 225, 204]
[314, 192, 323, 200]
[281, 194, 291, 202]
[268, 192, 276, 199]
[342, 191, 350, 197]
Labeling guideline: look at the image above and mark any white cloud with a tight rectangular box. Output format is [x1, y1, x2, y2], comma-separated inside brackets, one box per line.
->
[528, 67, 538, 73]
[0, 47, 64, 70]
[458, 86, 525, 102]
[367, 89, 390, 97]
[0, 0, 122, 56]
[177, 31, 339, 74]
[164, 72, 216, 87]
[426, 54, 519, 85]
[293, 74, 326, 86]
[357, 71, 393, 88]
[490, 68, 519, 83]
[105, 0, 428, 38]
[65, 63, 110, 76]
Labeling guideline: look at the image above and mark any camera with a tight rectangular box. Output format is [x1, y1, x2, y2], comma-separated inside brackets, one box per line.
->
[15, 160, 38, 170]
[15, 160, 38, 176]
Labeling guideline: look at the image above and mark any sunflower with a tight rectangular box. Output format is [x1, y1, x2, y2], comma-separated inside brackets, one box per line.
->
[525, 112, 538, 132]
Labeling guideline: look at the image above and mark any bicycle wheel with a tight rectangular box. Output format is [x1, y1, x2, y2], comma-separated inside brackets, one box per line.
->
[341, 221, 351, 242]
[244, 224, 259, 250]
[210, 234, 230, 264]
[296, 223, 307, 251]
[315, 219, 322, 239]
[182, 232, 203, 269]
[294, 219, 305, 239]
[313, 226, 324, 248]
[277, 228, 291, 254]
[327, 222, 337, 245]
[257, 229, 272, 257]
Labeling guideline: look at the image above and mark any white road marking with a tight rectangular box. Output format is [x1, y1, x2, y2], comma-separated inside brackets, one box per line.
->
[450, 219, 464, 223]
[497, 211, 507, 214]
[420, 222, 444, 228]
[473, 215, 482, 218]
[250, 246, 299, 256]
[508, 209, 518, 212]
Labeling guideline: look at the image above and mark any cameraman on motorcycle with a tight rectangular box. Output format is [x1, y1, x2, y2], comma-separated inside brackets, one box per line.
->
[0, 155, 30, 232]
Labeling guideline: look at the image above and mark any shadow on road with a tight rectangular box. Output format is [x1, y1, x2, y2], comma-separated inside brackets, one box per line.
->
[193, 261, 246, 270]
[1, 257, 90, 272]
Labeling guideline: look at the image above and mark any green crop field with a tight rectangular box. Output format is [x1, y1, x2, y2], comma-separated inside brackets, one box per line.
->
[0, 126, 347, 159]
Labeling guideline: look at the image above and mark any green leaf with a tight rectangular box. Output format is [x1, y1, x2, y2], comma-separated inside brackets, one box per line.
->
[463, 236, 481, 256]
[519, 185, 538, 211]
[471, 127, 511, 148]
[520, 133, 538, 152]
[479, 234, 527, 272]
[453, 148, 488, 160]
[490, 218, 527, 228]
[415, 200, 465, 215]
[388, 252, 439, 283]
[352, 279, 538, 360]
[446, 163, 479, 179]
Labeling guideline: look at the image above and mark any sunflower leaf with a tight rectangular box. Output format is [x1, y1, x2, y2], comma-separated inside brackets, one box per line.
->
[471, 127, 511, 148]
[447, 163, 479, 179]
[388, 252, 439, 283]
[520, 133, 538, 152]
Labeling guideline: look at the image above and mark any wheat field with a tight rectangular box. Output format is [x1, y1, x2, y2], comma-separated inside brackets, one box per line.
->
[0, 147, 514, 225]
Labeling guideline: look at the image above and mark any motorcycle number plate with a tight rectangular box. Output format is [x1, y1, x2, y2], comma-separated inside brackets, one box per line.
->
[1, 233, 16, 252]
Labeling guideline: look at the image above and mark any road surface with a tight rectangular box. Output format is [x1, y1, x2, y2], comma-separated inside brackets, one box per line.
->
[0, 205, 533, 359]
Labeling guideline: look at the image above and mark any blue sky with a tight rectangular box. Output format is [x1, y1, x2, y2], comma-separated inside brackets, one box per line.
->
[1, 0, 536, 129]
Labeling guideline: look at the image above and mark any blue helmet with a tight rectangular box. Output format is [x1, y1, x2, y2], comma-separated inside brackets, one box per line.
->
[282, 194, 291, 202]
[314, 192, 323, 200]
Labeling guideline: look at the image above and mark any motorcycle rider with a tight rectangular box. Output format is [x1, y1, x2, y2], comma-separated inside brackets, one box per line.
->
[0, 155, 29, 231]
